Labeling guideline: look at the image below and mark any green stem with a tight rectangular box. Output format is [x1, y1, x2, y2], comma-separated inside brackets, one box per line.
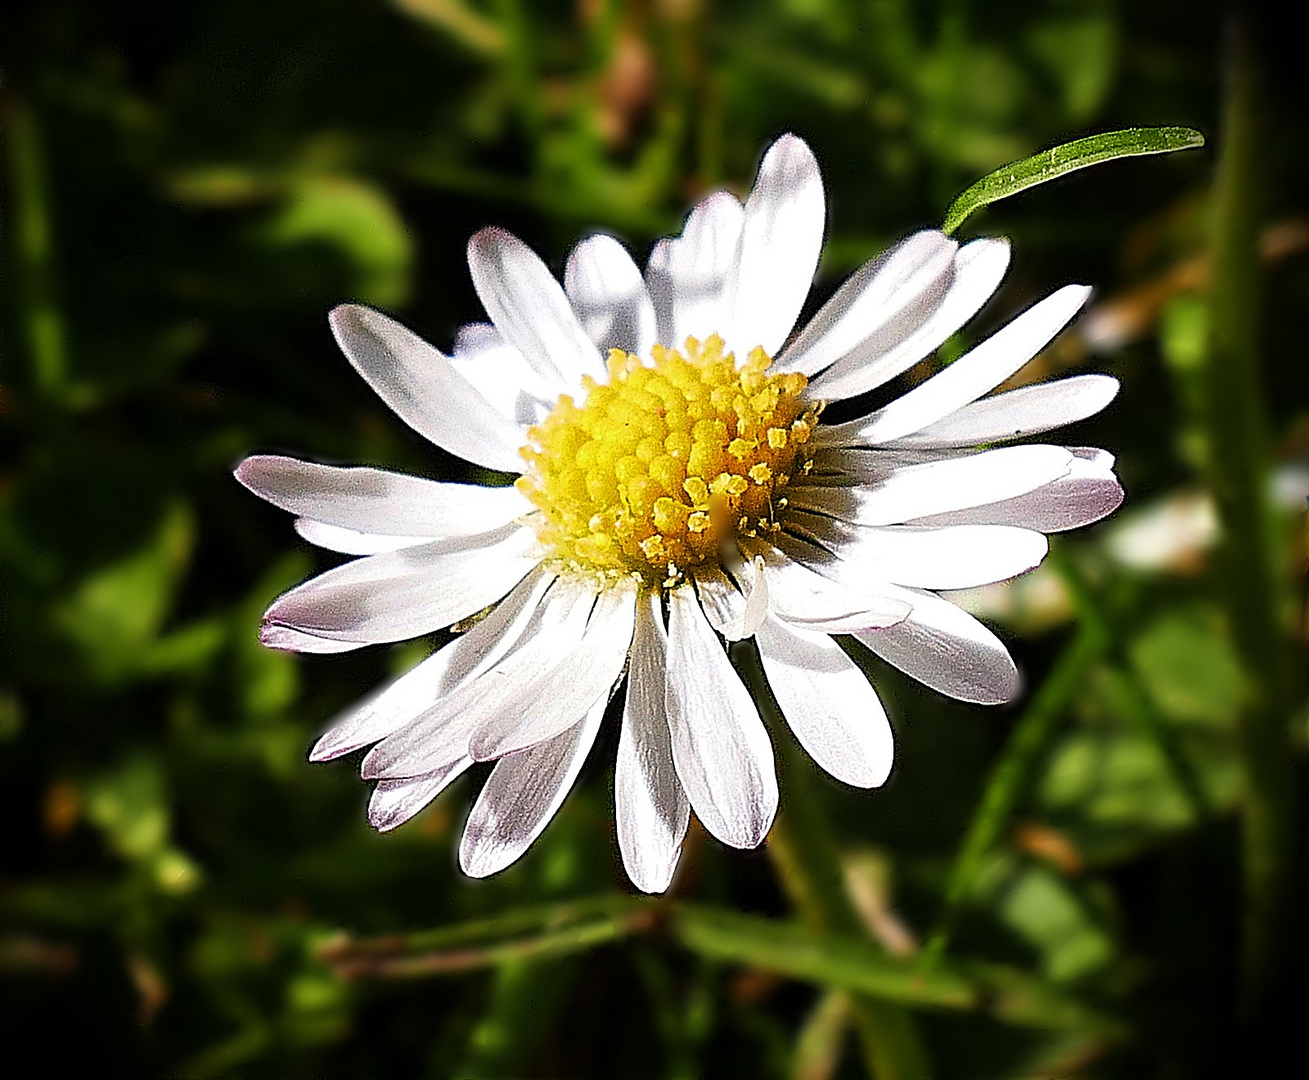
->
[4, 98, 70, 405]
[1202, 18, 1293, 1014]
[737, 645, 931, 1080]
[925, 563, 1110, 958]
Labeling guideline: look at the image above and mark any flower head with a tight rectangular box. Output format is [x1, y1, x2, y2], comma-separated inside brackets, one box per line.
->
[236, 135, 1123, 892]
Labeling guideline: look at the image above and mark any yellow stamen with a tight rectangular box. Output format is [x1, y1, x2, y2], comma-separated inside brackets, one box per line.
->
[516, 335, 819, 584]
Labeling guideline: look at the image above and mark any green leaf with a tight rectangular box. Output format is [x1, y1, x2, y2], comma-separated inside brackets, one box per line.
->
[942, 127, 1204, 234]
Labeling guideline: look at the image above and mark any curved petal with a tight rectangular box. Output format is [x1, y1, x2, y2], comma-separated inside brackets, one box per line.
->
[360, 576, 599, 779]
[756, 617, 894, 788]
[908, 447, 1123, 532]
[449, 322, 555, 427]
[236, 455, 532, 537]
[260, 624, 368, 654]
[805, 237, 1012, 402]
[851, 584, 1019, 704]
[459, 687, 610, 878]
[784, 516, 1049, 590]
[309, 567, 556, 761]
[262, 523, 541, 644]
[826, 284, 1092, 445]
[725, 134, 826, 356]
[368, 758, 472, 832]
[756, 546, 910, 632]
[468, 578, 637, 759]
[616, 592, 690, 894]
[645, 191, 745, 349]
[664, 587, 777, 849]
[692, 559, 767, 641]
[293, 518, 436, 555]
[778, 230, 958, 378]
[328, 304, 527, 473]
[467, 226, 605, 389]
[786, 446, 1074, 527]
[889, 374, 1120, 448]
[565, 234, 657, 358]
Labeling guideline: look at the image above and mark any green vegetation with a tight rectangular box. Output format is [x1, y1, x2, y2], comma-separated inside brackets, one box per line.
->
[2, 2, 1305, 1076]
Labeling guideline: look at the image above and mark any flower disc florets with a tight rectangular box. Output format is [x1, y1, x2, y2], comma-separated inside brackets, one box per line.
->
[516, 334, 819, 584]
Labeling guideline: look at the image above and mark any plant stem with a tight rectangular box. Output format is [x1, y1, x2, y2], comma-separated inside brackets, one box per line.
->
[740, 645, 930, 1080]
[925, 557, 1110, 959]
[1202, 16, 1293, 1015]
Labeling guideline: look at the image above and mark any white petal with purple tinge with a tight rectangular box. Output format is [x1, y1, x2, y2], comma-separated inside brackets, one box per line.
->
[565, 234, 657, 359]
[468, 226, 606, 390]
[725, 135, 826, 357]
[756, 616, 894, 788]
[825, 284, 1092, 445]
[328, 304, 527, 473]
[459, 688, 610, 878]
[890, 374, 1119, 448]
[616, 592, 690, 894]
[646, 192, 745, 349]
[262, 522, 541, 645]
[664, 587, 777, 849]
[236, 455, 531, 538]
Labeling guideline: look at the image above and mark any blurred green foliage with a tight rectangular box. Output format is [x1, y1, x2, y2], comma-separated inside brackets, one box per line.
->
[2, 2, 1306, 1078]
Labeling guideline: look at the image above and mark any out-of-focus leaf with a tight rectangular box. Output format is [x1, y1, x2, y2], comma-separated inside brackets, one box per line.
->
[259, 176, 413, 307]
[942, 127, 1204, 234]
[1027, 14, 1117, 120]
[50, 501, 198, 682]
[1128, 606, 1246, 727]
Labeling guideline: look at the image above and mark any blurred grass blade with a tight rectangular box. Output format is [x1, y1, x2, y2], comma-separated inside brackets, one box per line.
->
[318, 895, 645, 978]
[320, 897, 1119, 1037]
[671, 907, 1120, 1036]
[926, 552, 1111, 958]
[942, 127, 1204, 234]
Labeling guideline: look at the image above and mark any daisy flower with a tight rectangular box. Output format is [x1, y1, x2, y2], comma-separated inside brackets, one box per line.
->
[236, 134, 1122, 893]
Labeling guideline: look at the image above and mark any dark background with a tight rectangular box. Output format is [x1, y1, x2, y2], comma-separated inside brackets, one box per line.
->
[1, 2, 1306, 1077]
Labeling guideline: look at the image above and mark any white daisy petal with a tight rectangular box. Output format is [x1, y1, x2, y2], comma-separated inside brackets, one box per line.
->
[235, 455, 532, 538]
[328, 304, 527, 473]
[851, 584, 1020, 704]
[616, 592, 690, 894]
[786, 445, 1074, 527]
[806, 237, 1013, 402]
[778, 230, 958, 378]
[459, 687, 610, 878]
[785, 517, 1049, 590]
[361, 576, 598, 779]
[309, 568, 556, 762]
[726, 134, 826, 356]
[467, 226, 606, 389]
[565, 234, 657, 358]
[756, 616, 894, 788]
[908, 447, 1123, 532]
[262, 523, 541, 644]
[449, 322, 555, 427]
[890, 374, 1120, 448]
[468, 578, 637, 759]
[757, 547, 910, 632]
[664, 587, 778, 849]
[259, 624, 368, 654]
[646, 191, 745, 348]
[293, 518, 436, 555]
[692, 559, 768, 641]
[368, 758, 472, 832]
[827, 284, 1093, 445]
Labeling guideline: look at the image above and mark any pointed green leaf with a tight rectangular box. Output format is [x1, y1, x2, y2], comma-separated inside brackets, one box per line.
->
[943, 127, 1204, 234]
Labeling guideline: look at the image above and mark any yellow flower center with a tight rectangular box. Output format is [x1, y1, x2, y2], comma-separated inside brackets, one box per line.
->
[516, 335, 819, 585]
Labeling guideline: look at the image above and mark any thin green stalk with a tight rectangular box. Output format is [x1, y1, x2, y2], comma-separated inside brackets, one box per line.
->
[925, 563, 1110, 959]
[1202, 18, 1293, 1014]
[5, 98, 70, 404]
[736, 645, 930, 1080]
